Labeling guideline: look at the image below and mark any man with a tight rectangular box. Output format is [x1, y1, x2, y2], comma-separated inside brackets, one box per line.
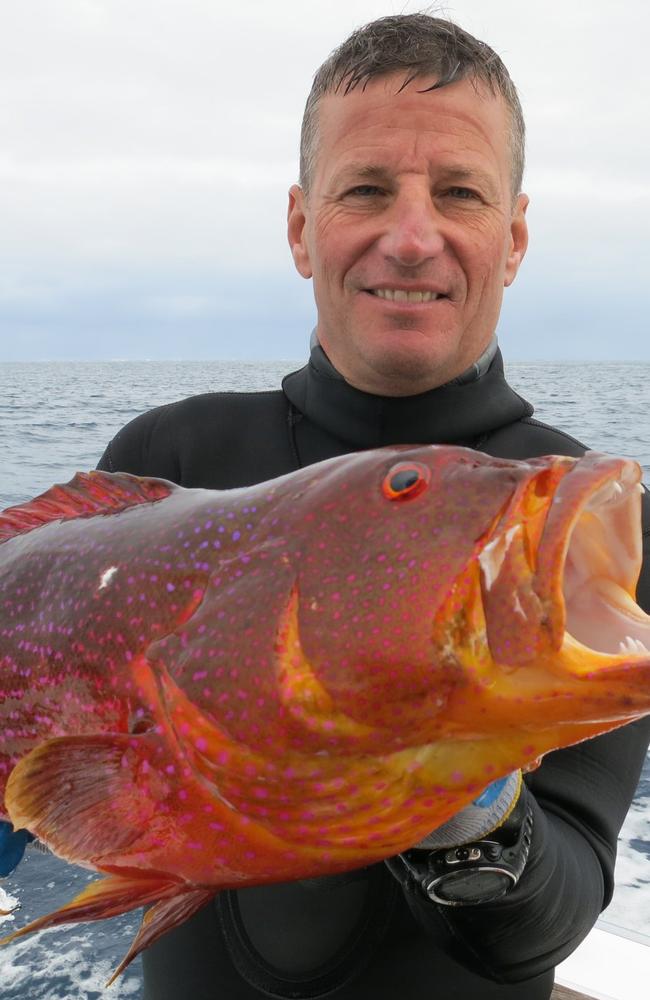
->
[98, 14, 650, 1000]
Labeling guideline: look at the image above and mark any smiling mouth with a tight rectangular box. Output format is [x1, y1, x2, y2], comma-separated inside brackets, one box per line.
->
[365, 289, 448, 304]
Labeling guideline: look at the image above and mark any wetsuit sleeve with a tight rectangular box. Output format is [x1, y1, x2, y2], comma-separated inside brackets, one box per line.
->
[96, 405, 182, 482]
[96, 391, 295, 489]
[395, 490, 650, 983]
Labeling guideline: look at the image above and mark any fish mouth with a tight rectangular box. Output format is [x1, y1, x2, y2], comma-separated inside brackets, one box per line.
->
[557, 458, 650, 657]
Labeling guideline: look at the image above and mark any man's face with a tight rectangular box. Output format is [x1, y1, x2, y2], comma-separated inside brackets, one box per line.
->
[287, 74, 529, 396]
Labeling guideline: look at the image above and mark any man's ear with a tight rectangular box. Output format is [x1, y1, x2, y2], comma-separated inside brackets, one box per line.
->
[287, 184, 313, 279]
[504, 193, 529, 287]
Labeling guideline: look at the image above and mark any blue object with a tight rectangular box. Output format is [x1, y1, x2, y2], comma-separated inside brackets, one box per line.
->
[473, 776, 510, 809]
[0, 820, 35, 877]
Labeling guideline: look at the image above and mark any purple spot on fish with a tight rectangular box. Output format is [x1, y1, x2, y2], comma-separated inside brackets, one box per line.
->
[232, 530, 241, 542]
[167, 583, 175, 592]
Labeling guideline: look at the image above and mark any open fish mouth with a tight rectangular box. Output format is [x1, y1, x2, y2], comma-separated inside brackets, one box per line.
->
[558, 458, 650, 657]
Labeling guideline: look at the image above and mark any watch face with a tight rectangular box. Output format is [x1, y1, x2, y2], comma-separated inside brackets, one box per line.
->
[427, 868, 515, 905]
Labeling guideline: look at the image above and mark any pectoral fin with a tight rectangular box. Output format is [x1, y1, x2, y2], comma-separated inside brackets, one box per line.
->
[5, 731, 177, 865]
[2, 733, 218, 981]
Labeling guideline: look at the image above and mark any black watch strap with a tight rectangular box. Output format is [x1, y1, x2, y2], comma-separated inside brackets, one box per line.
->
[388, 789, 534, 907]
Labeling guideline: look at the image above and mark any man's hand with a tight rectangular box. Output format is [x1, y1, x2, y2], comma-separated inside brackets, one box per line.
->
[413, 772, 522, 851]
[0, 820, 34, 878]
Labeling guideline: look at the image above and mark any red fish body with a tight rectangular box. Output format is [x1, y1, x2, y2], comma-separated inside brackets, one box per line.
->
[1, 445, 650, 978]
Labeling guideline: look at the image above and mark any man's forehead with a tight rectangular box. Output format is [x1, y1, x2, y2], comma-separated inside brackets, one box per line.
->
[314, 74, 510, 180]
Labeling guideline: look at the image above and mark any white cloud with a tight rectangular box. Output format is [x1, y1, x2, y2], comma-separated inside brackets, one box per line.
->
[0, 0, 648, 359]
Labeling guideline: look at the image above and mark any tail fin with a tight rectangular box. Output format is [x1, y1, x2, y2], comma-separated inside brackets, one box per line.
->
[0, 871, 215, 984]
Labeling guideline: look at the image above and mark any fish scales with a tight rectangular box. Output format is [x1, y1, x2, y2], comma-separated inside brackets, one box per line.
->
[1, 444, 650, 981]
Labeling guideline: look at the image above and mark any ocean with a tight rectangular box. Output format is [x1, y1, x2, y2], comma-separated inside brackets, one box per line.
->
[0, 358, 648, 999]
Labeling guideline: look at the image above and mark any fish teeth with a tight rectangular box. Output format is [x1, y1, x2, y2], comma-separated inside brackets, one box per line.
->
[586, 478, 624, 510]
[587, 478, 641, 510]
[618, 636, 650, 655]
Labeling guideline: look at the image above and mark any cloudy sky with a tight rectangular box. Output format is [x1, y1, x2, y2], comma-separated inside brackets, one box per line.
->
[0, 0, 648, 362]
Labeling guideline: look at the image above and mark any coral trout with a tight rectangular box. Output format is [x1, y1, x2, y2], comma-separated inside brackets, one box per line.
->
[1, 445, 649, 980]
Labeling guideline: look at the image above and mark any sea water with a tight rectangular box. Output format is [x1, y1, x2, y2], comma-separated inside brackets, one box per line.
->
[0, 358, 648, 999]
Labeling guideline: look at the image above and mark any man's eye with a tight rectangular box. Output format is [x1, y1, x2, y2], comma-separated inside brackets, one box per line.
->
[446, 187, 479, 200]
[346, 185, 384, 197]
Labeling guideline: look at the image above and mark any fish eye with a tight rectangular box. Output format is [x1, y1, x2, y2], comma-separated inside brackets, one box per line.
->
[382, 462, 431, 500]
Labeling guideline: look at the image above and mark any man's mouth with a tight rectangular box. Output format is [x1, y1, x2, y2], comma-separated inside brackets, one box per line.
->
[364, 288, 447, 303]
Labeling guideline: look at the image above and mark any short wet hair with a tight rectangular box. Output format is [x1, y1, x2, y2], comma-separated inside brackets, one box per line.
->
[299, 13, 525, 199]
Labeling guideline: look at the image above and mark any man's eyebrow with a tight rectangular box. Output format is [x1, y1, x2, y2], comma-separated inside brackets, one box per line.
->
[331, 164, 393, 188]
[330, 162, 499, 193]
[436, 165, 499, 192]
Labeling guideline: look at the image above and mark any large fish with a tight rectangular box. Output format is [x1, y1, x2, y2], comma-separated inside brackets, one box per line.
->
[1, 445, 650, 981]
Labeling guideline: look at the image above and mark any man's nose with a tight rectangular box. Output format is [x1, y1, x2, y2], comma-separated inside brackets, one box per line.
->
[377, 191, 446, 267]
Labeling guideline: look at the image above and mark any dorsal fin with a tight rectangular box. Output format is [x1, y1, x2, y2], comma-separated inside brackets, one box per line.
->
[0, 471, 173, 543]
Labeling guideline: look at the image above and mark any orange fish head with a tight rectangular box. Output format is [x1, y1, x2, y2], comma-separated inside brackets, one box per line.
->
[427, 449, 650, 759]
[284, 446, 650, 757]
[279, 445, 534, 738]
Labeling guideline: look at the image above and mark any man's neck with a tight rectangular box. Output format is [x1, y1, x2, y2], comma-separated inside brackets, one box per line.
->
[309, 331, 499, 394]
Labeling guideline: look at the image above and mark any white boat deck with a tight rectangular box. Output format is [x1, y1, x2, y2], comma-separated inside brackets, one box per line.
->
[553, 922, 649, 1000]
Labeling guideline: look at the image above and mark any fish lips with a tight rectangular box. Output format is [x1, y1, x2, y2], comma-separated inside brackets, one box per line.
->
[479, 452, 648, 666]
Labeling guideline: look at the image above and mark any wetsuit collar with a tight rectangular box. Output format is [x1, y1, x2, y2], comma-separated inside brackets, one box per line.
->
[282, 336, 533, 449]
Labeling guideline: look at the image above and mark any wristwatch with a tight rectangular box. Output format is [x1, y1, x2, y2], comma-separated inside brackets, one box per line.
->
[394, 789, 534, 907]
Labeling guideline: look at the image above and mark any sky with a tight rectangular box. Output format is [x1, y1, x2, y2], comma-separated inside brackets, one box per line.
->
[0, 0, 648, 362]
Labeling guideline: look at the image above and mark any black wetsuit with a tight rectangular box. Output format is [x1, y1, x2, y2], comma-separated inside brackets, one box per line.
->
[98, 345, 650, 1000]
